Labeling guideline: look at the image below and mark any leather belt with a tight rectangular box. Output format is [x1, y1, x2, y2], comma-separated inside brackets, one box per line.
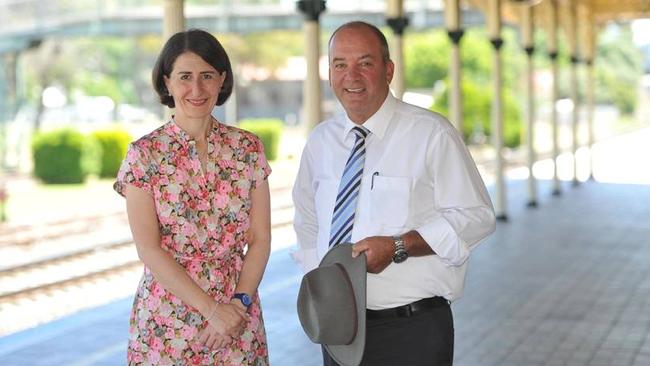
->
[366, 297, 450, 320]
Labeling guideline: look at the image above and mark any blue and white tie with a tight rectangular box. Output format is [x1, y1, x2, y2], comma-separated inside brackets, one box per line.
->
[329, 126, 369, 247]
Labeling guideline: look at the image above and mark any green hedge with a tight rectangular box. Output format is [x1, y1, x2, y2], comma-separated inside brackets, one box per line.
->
[92, 129, 132, 178]
[238, 119, 283, 161]
[32, 129, 100, 184]
[432, 79, 522, 148]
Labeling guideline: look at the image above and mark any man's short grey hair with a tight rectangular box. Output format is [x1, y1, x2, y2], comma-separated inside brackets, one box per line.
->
[328, 21, 391, 62]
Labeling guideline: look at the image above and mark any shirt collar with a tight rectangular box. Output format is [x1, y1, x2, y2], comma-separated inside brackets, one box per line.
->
[165, 116, 218, 147]
[341, 92, 397, 141]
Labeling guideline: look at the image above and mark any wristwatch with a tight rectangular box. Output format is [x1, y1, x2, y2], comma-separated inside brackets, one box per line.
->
[392, 235, 408, 263]
[232, 293, 252, 309]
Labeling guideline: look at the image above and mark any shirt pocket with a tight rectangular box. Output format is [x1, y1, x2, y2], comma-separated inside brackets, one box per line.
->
[370, 175, 412, 229]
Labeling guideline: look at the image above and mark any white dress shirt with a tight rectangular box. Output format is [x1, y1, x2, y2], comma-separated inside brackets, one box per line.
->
[292, 93, 496, 309]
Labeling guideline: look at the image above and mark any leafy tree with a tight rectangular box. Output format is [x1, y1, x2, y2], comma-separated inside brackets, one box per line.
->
[404, 28, 522, 91]
[405, 27, 524, 147]
[594, 24, 642, 114]
[219, 31, 305, 78]
[433, 79, 522, 148]
[532, 22, 642, 113]
[22, 39, 77, 130]
[74, 37, 156, 106]
[403, 31, 449, 89]
[21, 36, 162, 126]
[245, 31, 304, 72]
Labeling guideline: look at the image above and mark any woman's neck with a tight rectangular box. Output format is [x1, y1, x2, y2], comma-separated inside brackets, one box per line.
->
[174, 115, 213, 142]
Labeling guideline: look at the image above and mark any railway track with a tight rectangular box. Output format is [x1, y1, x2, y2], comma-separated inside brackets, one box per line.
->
[0, 239, 139, 301]
[0, 211, 129, 248]
[0, 188, 295, 307]
[0, 186, 293, 248]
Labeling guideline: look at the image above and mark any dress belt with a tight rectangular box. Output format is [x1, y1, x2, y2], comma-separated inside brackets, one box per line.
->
[366, 297, 450, 320]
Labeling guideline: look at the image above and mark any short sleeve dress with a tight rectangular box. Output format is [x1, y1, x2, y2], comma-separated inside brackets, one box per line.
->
[114, 119, 271, 366]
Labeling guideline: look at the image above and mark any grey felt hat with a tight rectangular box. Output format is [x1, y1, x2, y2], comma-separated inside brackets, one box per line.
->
[297, 244, 367, 366]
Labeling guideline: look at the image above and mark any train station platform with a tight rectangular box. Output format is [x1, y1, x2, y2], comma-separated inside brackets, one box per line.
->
[1, 127, 650, 365]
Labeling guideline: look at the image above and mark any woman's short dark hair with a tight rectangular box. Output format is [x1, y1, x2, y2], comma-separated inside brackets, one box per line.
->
[152, 29, 233, 107]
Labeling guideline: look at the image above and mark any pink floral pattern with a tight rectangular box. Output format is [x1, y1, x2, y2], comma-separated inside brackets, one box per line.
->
[114, 119, 271, 365]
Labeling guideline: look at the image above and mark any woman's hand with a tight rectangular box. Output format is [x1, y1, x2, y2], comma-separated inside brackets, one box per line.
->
[197, 327, 231, 350]
[197, 302, 249, 349]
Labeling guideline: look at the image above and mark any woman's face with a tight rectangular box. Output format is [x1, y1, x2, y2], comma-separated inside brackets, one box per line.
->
[164, 51, 225, 122]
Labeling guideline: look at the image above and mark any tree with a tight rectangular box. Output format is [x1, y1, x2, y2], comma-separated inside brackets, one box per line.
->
[405, 28, 524, 147]
[23, 39, 77, 130]
[594, 24, 643, 115]
[404, 28, 523, 91]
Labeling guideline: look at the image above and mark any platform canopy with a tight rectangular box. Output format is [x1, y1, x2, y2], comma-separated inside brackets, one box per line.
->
[467, 0, 650, 24]
[463, 0, 650, 62]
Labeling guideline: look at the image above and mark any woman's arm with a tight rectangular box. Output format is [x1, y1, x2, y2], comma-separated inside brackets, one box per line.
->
[231, 179, 271, 308]
[125, 185, 247, 349]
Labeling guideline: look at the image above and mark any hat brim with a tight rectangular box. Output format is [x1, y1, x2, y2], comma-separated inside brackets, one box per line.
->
[321, 244, 366, 366]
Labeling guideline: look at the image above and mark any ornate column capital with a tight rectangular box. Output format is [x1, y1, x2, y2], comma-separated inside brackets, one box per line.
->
[386, 16, 409, 36]
[297, 0, 326, 21]
[524, 46, 535, 56]
[490, 38, 504, 50]
[447, 29, 465, 45]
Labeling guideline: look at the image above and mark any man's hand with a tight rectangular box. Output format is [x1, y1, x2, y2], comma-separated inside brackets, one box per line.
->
[351, 236, 394, 274]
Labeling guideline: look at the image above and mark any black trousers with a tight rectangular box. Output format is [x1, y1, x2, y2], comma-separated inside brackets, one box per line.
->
[323, 302, 454, 366]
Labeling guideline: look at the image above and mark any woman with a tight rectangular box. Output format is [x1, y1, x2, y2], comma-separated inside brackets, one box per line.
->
[114, 29, 271, 365]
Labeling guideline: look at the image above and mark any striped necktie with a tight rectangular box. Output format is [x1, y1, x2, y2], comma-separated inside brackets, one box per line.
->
[329, 126, 369, 247]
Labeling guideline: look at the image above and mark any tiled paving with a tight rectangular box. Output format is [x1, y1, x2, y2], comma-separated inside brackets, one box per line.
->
[1, 128, 650, 365]
[454, 180, 650, 366]
[1, 178, 648, 366]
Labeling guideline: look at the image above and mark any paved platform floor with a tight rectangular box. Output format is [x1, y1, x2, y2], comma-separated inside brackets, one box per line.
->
[1, 178, 649, 366]
[2, 126, 650, 365]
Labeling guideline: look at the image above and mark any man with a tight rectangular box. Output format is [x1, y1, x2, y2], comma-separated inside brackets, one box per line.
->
[292, 21, 496, 365]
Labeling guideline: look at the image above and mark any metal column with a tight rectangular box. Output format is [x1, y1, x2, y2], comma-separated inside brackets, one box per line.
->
[163, 0, 185, 41]
[445, 0, 464, 134]
[386, 0, 408, 100]
[547, 0, 561, 196]
[521, 4, 537, 207]
[488, 0, 507, 221]
[567, 1, 580, 186]
[297, 0, 325, 131]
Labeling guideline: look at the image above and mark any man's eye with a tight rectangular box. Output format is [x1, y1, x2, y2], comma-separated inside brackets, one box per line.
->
[203, 74, 213, 80]
[334, 64, 345, 70]
[180, 75, 190, 80]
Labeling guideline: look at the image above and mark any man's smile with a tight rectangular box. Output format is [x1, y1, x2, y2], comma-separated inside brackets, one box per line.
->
[344, 87, 365, 93]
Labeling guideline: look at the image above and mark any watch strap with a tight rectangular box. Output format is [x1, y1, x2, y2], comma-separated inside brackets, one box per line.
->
[232, 293, 252, 309]
[392, 235, 408, 263]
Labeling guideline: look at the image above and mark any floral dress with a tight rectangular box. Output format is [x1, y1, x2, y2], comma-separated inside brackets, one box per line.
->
[114, 119, 271, 366]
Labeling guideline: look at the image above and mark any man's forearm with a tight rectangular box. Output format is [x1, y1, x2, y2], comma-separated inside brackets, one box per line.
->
[402, 230, 435, 256]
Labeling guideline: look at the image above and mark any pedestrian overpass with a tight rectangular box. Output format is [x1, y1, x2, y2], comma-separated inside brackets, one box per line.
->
[0, 0, 483, 55]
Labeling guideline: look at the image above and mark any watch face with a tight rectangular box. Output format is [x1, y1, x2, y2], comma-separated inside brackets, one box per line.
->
[235, 293, 252, 307]
[241, 294, 252, 306]
[393, 250, 408, 263]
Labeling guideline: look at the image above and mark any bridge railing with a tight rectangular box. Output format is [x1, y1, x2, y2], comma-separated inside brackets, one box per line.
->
[0, 0, 469, 56]
[0, 0, 449, 36]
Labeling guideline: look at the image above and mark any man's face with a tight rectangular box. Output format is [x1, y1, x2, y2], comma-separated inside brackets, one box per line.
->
[329, 26, 394, 124]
